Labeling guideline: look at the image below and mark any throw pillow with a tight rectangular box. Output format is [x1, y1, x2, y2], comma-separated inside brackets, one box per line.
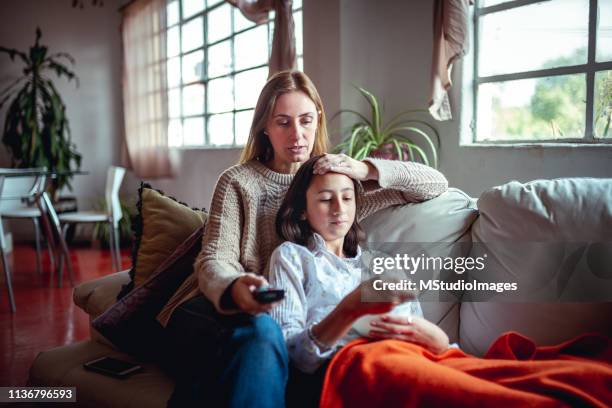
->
[92, 225, 204, 360]
[117, 183, 207, 298]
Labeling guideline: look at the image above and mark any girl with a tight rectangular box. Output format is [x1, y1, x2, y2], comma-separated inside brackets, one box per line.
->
[269, 155, 449, 403]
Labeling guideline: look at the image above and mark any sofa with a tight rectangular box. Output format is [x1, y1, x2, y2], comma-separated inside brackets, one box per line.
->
[28, 179, 612, 407]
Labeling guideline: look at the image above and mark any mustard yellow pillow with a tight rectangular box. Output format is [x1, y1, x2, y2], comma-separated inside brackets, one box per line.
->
[121, 183, 208, 294]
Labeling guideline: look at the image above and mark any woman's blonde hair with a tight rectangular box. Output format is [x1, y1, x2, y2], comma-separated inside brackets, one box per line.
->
[239, 70, 329, 164]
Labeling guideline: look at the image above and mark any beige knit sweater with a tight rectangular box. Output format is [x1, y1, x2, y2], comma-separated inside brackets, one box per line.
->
[157, 158, 448, 326]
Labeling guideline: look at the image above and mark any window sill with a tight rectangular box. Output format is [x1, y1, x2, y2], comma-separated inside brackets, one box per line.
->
[459, 142, 612, 148]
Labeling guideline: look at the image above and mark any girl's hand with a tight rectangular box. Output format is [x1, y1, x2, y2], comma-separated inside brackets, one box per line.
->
[313, 153, 378, 181]
[338, 279, 415, 319]
[368, 315, 449, 354]
[231, 273, 279, 314]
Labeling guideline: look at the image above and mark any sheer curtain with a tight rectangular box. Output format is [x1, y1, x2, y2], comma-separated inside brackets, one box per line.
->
[226, 0, 297, 77]
[429, 0, 472, 121]
[121, 0, 177, 178]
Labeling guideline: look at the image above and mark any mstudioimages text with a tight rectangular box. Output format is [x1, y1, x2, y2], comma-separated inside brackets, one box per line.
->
[372, 279, 519, 293]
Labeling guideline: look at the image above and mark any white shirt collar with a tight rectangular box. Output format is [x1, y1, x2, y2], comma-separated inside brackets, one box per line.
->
[310, 232, 362, 262]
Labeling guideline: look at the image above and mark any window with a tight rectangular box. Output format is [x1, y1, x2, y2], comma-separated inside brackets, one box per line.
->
[165, 0, 303, 147]
[472, 0, 612, 144]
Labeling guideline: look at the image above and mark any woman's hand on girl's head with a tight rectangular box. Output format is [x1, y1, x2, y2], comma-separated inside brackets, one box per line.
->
[368, 315, 450, 354]
[313, 154, 378, 181]
[231, 273, 280, 314]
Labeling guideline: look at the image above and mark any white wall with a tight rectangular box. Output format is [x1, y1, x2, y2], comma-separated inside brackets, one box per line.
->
[0, 0, 125, 239]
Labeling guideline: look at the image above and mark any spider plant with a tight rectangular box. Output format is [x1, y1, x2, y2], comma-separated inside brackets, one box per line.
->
[332, 86, 440, 168]
[0, 27, 82, 198]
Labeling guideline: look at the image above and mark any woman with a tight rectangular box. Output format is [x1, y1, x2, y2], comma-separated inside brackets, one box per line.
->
[158, 70, 448, 407]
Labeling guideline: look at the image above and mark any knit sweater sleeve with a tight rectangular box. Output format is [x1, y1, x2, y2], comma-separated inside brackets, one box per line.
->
[358, 158, 448, 220]
[195, 169, 247, 312]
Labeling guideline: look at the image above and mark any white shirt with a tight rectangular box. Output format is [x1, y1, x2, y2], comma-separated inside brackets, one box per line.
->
[268, 233, 423, 374]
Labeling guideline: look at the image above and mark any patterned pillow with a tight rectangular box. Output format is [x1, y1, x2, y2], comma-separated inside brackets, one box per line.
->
[117, 183, 207, 298]
[92, 225, 204, 360]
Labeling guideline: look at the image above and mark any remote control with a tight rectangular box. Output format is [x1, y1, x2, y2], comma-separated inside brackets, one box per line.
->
[253, 286, 285, 304]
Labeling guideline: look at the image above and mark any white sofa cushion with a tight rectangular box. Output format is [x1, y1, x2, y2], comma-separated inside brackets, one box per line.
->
[361, 188, 478, 343]
[461, 178, 612, 356]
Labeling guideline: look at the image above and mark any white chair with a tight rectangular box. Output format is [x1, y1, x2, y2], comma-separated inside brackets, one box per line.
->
[58, 166, 126, 279]
[0, 168, 51, 276]
[0, 168, 50, 313]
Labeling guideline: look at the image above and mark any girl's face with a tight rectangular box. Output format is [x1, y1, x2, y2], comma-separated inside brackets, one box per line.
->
[265, 91, 318, 173]
[305, 172, 356, 251]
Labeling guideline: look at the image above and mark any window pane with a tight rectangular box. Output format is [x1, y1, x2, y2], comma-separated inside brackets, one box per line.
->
[235, 109, 254, 145]
[183, 116, 205, 145]
[182, 0, 205, 20]
[479, 0, 588, 77]
[597, 0, 612, 62]
[167, 0, 179, 26]
[293, 11, 303, 56]
[167, 57, 180, 88]
[208, 40, 232, 78]
[297, 56, 303, 71]
[182, 84, 205, 116]
[168, 88, 181, 118]
[235, 25, 269, 71]
[293, 0, 302, 10]
[167, 26, 180, 57]
[208, 77, 234, 113]
[476, 74, 586, 141]
[182, 50, 204, 84]
[594, 70, 612, 139]
[182, 16, 204, 52]
[207, 3, 232, 44]
[209, 113, 234, 145]
[168, 118, 183, 147]
[234, 7, 255, 32]
[234, 67, 267, 110]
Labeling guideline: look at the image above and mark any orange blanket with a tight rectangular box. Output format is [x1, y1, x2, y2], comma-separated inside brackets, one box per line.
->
[320, 332, 612, 407]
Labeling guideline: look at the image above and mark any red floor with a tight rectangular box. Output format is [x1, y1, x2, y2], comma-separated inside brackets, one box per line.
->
[0, 243, 129, 386]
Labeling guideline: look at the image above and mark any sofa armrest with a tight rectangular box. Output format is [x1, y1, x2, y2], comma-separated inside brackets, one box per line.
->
[74, 271, 131, 318]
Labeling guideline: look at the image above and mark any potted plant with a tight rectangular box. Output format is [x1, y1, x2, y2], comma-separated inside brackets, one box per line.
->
[0, 27, 82, 199]
[333, 86, 440, 168]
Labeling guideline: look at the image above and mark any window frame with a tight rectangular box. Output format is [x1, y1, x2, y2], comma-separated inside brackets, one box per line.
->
[470, 0, 612, 145]
[165, 0, 304, 149]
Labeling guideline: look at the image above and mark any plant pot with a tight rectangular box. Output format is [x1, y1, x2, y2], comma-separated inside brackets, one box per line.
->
[369, 143, 409, 161]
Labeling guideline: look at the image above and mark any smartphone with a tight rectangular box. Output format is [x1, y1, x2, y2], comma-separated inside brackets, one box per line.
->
[253, 287, 285, 304]
[83, 356, 143, 378]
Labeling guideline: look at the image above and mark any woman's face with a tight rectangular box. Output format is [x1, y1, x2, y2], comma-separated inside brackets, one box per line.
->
[265, 91, 318, 173]
[305, 172, 356, 248]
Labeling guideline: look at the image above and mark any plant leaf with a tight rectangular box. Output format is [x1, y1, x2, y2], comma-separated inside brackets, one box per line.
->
[389, 126, 439, 169]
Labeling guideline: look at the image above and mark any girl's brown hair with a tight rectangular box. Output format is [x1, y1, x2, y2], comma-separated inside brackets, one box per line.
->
[276, 155, 365, 257]
[239, 71, 329, 164]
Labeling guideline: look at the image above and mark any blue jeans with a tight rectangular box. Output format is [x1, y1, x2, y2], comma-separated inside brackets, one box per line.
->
[164, 295, 289, 408]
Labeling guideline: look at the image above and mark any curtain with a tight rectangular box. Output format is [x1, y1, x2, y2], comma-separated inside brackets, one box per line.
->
[429, 0, 473, 121]
[226, 0, 297, 77]
[121, 0, 177, 178]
